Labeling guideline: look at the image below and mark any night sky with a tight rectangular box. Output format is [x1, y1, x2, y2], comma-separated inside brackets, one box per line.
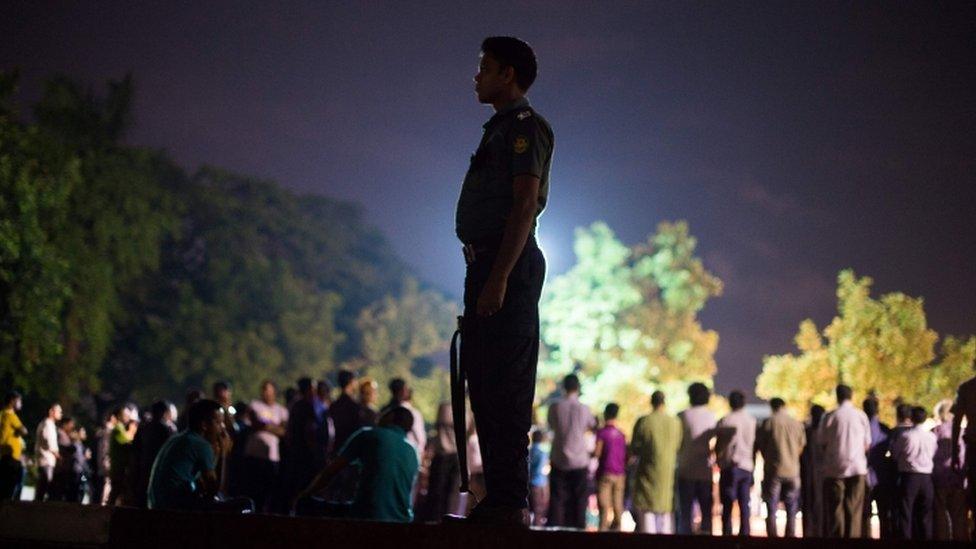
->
[4, 2, 974, 397]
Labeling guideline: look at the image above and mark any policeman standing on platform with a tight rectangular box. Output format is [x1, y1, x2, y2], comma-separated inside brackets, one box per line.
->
[451, 36, 554, 527]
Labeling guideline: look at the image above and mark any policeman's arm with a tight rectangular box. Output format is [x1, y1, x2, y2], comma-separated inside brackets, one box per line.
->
[477, 175, 540, 316]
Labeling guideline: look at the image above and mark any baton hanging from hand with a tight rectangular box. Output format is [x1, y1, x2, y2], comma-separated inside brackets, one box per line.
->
[449, 315, 470, 493]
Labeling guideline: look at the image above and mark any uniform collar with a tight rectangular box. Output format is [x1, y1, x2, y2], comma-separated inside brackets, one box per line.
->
[483, 96, 531, 128]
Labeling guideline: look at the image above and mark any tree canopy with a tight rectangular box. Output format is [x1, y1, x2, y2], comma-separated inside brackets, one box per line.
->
[756, 270, 975, 422]
[1, 73, 453, 420]
[538, 221, 723, 431]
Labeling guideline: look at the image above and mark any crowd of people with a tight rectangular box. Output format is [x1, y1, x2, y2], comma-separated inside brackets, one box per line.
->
[0, 370, 974, 540]
[533, 376, 974, 540]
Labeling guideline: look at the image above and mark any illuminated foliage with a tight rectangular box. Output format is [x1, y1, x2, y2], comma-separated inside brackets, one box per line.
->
[539, 221, 723, 432]
[354, 277, 458, 421]
[756, 270, 975, 422]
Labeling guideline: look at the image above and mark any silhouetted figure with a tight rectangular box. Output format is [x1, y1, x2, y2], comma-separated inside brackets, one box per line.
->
[756, 397, 805, 537]
[381, 378, 426, 459]
[282, 378, 321, 508]
[0, 391, 27, 501]
[131, 400, 177, 507]
[147, 399, 251, 513]
[676, 382, 717, 535]
[716, 390, 756, 536]
[631, 390, 682, 534]
[951, 374, 976, 541]
[931, 399, 969, 541]
[594, 402, 626, 531]
[295, 406, 419, 523]
[33, 402, 62, 501]
[820, 384, 870, 538]
[801, 404, 826, 537]
[241, 380, 287, 512]
[862, 397, 894, 538]
[547, 374, 595, 529]
[891, 406, 937, 540]
[454, 36, 552, 527]
[527, 428, 550, 527]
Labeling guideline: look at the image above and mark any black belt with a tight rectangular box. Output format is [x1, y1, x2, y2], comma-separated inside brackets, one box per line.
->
[462, 234, 536, 265]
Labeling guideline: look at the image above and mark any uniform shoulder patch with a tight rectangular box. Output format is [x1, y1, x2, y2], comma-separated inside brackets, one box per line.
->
[516, 110, 532, 121]
[513, 135, 529, 154]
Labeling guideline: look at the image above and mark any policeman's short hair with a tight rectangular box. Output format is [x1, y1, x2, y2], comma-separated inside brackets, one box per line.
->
[688, 382, 710, 406]
[481, 36, 538, 91]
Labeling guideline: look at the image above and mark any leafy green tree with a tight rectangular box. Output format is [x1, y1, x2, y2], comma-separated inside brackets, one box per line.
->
[353, 277, 458, 421]
[539, 221, 723, 432]
[756, 270, 973, 422]
[0, 90, 77, 396]
[1, 73, 178, 405]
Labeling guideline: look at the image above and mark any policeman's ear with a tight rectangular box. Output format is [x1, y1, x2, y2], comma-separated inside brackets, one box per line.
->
[501, 65, 517, 86]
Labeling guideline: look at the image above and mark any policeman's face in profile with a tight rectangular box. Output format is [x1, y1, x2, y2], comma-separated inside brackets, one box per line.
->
[474, 53, 514, 104]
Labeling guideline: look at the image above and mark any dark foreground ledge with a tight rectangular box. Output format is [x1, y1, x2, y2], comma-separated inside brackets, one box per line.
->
[0, 502, 968, 549]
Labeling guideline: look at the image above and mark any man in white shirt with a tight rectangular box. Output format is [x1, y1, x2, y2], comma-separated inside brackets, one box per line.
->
[381, 378, 426, 460]
[715, 390, 756, 536]
[891, 406, 937, 540]
[819, 384, 871, 538]
[676, 382, 717, 535]
[547, 374, 596, 529]
[33, 402, 62, 501]
[243, 380, 288, 512]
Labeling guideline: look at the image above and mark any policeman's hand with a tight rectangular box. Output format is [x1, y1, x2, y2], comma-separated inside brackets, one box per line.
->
[477, 275, 507, 316]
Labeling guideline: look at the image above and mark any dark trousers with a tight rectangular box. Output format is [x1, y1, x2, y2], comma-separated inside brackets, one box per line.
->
[863, 480, 895, 539]
[423, 453, 459, 520]
[897, 472, 933, 540]
[720, 466, 752, 536]
[0, 456, 24, 501]
[763, 476, 800, 537]
[824, 475, 866, 538]
[240, 456, 279, 513]
[677, 477, 714, 535]
[548, 467, 588, 529]
[463, 238, 545, 509]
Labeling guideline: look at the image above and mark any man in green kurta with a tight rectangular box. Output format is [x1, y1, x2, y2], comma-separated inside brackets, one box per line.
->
[630, 390, 683, 534]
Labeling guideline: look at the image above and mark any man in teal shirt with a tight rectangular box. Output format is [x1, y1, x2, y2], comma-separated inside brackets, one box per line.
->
[295, 406, 419, 522]
[147, 399, 223, 510]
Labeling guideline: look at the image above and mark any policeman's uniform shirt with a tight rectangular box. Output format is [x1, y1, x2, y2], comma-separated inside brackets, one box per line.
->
[455, 96, 554, 243]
